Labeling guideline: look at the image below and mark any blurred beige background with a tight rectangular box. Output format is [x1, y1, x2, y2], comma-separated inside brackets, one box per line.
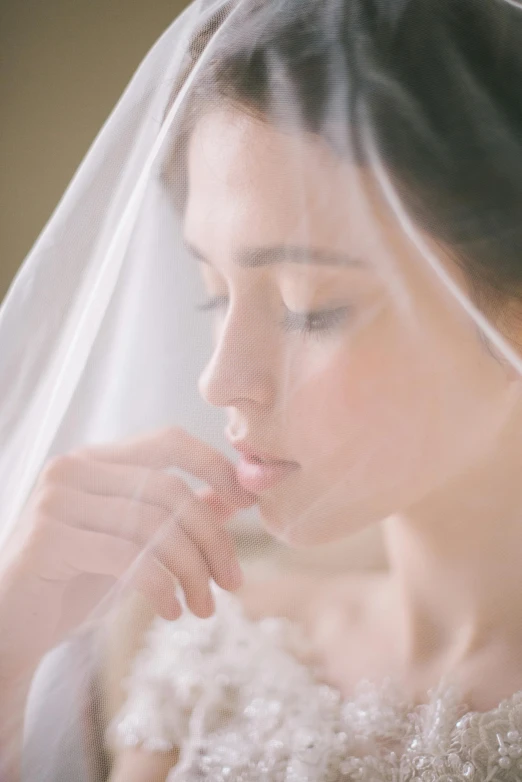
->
[0, 0, 387, 574]
[0, 0, 190, 300]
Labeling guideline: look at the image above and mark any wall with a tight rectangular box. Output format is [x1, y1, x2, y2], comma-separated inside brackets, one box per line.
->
[0, 0, 189, 299]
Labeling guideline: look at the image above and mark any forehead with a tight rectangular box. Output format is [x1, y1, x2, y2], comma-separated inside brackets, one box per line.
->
[188, 108, 330, 189]
[181, 111, 463, 316]
[184, 109, 374, 250]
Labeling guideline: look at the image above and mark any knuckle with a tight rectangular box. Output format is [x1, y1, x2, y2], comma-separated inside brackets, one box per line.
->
[40, 455, 69, 483]
[40, 453, 84, 485]
[145, 473, 189, 512]
[33, 484, 62, 517]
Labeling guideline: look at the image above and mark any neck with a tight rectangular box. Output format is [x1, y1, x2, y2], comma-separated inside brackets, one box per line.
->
[382, 434, 522, 680]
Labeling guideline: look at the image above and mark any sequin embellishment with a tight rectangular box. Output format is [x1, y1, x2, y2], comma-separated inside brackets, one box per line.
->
[111, 583, 522, 781]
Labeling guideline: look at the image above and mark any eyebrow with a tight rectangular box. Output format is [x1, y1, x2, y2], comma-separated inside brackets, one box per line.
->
[184, 242, 366, 269]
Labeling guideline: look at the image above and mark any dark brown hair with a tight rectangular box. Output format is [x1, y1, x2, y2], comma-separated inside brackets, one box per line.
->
[163, 0, 522, 307]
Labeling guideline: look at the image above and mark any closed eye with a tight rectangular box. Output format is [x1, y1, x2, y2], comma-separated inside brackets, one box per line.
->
[281, 305, 353, 336]
[195, 296, 353, 337]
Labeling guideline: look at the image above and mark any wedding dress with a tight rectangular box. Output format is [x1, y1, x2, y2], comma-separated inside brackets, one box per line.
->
[111, 583, 522, 781]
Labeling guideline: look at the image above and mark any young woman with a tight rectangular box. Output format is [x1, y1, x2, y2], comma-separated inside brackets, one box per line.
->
[2, 0, 522, 780]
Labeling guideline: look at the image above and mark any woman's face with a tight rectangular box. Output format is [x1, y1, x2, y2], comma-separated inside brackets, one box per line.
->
[184, 108, 515, 546]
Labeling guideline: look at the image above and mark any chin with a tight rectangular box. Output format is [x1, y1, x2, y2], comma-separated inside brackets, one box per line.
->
[258, 490, 390, 549]
[257, 498, 367, 549]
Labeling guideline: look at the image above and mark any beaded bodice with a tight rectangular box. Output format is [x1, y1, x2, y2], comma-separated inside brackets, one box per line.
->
[111, 582, 522, 781]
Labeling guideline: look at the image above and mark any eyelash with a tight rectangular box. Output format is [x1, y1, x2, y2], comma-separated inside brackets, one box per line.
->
[195, 295, 352, 336]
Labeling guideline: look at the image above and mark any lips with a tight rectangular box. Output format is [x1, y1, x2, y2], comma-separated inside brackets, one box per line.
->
[229, 440, 300, 494]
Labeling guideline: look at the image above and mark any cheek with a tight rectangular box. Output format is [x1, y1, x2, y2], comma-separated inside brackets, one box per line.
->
[259, 335, 430, 543]
[259, 322, 511, 546]
[285, 333, 425, 465]
[283, 326, 500, 497]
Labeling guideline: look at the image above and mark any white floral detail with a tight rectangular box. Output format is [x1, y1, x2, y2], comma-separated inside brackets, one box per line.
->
[110, 582, 522, 781]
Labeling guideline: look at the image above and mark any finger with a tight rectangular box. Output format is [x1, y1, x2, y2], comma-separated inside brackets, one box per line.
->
[34, 481, 241, 567]
[39, 490, 228, 615]
[78, 427, 255, 508]
[175, 500, 243, 590]
[34, 482, 238, 608]
[40, 458, 243, 520]
[35, 522, 183, 621]
[33, 483, 205, 543]
[149, 522, 219, 616]
[38, 491, 219, 616]
[130, 558, 184, 621]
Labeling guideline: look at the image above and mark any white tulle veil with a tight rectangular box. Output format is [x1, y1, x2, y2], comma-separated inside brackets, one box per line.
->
[3, 0, 522, 778]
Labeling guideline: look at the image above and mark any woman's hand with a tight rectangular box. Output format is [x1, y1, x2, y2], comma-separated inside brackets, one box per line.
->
[0, 426, 257, 782]
[0, 427, 256, 661]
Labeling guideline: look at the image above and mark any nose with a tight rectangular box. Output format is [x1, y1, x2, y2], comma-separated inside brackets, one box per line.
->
[198, 307, 276, 410]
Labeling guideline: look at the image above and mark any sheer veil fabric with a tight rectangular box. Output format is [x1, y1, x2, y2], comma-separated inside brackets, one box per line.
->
[3, 0, 522, 780]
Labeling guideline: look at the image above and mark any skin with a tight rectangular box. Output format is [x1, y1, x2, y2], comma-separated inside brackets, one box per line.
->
[186, 110, 522, 709]
[188, 109, 521, 549]
[0, 429, 255, 780]
[4, 107, 522, 781]
[108, 107, 522, 779]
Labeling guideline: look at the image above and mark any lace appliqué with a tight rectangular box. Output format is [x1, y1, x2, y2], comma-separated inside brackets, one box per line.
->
[110, 582, 522, 781]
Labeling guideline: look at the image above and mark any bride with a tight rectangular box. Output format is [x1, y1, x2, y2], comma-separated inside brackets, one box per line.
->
[2, 0, 522, 779]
